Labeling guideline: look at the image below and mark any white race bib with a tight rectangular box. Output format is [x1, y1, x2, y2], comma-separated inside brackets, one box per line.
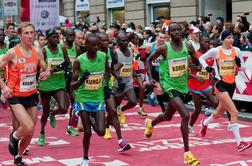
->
[120, 64, 133, 77]
[20, 73, 37, 92]
[219, 59, 235, 75]
[169, 57, 188, 77]
[85, 72, 104, 90]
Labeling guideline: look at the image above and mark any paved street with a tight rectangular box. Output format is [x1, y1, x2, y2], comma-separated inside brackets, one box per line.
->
[1, 103, 252, 166]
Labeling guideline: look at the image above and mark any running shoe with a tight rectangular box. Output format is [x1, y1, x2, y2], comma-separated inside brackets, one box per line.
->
[49, 114, 56, 128]
[147, 93, 156, 106]
[184, 151, 200, 165]
[66, 126, 79, 136]
[37, 134, 45, 146]
[118, 140, 131, 152]
[144, 118, 153, 138]
[14, 156, 26, 166]
[117, 105, 126, 124]
[237, 141, 252, 152]
[138, 107, 147, 116]
[199, 120, 207, 137]
[81, 158, 89, 166]
[104, 128, 112, 139]
[8, 131, 19, 156]
[189, 126, 195, 134]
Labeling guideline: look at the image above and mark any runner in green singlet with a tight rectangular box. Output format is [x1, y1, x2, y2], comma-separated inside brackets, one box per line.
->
[145, 22, 200, 165]
[62, 28, 79, 136]
[71, 33, 110, 166]
[98, 32, 131, 152]
[37, 28, 70, 146]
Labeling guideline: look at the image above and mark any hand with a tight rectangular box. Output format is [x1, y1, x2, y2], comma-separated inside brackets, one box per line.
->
[149, 79, 157, 86]
[51, 61, 69, 73]
[1, 86, 12, 99]
[64, 67, 73, 84]
[117, 77, 125, 90]
[104, 86, 111, 100]
[134, 54, 141, 61]
[79, 70, 90, 84]
[235, 56, 241, 67]
[39, 70, 50, 80]
[205, 66, 214, 73]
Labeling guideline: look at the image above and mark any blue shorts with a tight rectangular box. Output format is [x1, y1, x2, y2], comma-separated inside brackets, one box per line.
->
[189, 86, 212, 95]
[73, 101, 105, 113]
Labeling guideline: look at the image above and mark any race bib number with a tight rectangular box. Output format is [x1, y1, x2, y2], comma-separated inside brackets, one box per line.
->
[48, 58, 64, 74]
[220, 59, 235, 75]
[20, 73, 37, 92]
[196, 69, 209, 80]
[169, 57, 187, 77]
[85, 72, 104, 90]
[120, 64, 133, 77]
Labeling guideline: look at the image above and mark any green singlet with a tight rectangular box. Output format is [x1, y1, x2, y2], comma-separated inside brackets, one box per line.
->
[159, 42, 189, 94]
[39, 44, 66, 91]
[75, 51, 106, 102]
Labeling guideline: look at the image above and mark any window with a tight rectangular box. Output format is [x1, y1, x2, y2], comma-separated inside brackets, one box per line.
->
[152, 4, 170, 21]
[111, 8, 125, 24]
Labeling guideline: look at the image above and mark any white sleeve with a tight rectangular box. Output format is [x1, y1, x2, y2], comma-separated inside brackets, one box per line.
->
[235, 47, 246, 71]
[199, 47, 219, 69]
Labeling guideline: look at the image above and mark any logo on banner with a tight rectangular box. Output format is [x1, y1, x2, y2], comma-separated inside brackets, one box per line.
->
[41, 10, 49, 19]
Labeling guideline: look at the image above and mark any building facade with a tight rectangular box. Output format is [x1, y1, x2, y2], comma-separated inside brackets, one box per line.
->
[60, 0, 252, 27]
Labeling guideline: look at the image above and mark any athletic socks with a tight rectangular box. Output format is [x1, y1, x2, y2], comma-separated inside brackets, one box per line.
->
[203, 114, 215, 126]
[228, 123, 241, 145]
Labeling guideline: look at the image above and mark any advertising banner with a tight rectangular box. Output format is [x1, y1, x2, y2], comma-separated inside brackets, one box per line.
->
[233, 51, 252, 102]
[3, 0, 18, 16]
[76, 0, 90, 11]
[30, 0, 59, 31]
[107, 0, 124, 8]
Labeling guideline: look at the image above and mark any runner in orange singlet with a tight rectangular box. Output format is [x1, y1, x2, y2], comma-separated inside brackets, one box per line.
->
[0, 22, 50, 166]
[199, 29, 251, 152]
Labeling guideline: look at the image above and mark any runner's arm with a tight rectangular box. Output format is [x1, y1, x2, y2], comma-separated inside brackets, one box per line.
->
[146, 44, 166, 82]
[0, 49, 15, 89]
[36, 47, 51, 80]
[104, 55, 110, 86]
[186, 41, 200, 66]
[235, 47, 246, 71]
[62, 46, 71, 66]
[70, 59, 82, 90]
[199, 47, 219, 69]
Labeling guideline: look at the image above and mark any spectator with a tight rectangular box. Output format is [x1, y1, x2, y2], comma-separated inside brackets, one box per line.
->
[4, 22, 15, 45]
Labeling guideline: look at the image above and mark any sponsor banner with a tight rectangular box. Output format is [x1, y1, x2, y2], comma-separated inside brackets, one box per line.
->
[146, 0, 170, 4]
[106, 0, 124, 8]
[3, 0, 18, 16]
[233, 51, 252, 102]
[30, 0, 59, 31]
[75, 0, 90, 11]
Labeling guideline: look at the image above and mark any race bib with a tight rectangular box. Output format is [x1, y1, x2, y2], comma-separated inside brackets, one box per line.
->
[196, 69, 209, 80]
[219, 59, 235, 75]
[20, 73, 37, 92]
[169, 57, 187, 77]
[48, 58, 64, 74]
[120, 64, 133, 77]
[85, 72, 104, 90]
